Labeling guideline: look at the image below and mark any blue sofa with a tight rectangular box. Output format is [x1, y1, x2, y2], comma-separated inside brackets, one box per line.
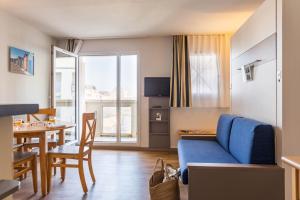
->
[178, 114, 275, 184]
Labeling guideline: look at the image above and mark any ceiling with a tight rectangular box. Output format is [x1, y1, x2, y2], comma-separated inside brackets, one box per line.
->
[0, 0, 264, 39]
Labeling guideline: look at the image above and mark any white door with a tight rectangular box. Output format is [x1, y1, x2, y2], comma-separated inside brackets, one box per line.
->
[51, 46, 79, 142]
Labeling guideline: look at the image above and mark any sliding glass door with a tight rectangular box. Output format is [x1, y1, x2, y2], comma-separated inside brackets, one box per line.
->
[81, 56, 118, 142]
[120, 55, 138, 142]
[80, 55, 138, 144]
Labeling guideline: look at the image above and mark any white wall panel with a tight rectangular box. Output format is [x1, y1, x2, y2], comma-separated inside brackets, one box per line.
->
[231, 0, 276, 59]
[231, 60, 277, 125]
[231, 0, 277, 126]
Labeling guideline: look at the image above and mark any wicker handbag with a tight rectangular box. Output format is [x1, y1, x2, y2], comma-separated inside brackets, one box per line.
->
[149, 159, 180, 200]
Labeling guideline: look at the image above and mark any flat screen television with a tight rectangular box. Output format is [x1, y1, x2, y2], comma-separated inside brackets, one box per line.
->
[144, 77, 170, 97]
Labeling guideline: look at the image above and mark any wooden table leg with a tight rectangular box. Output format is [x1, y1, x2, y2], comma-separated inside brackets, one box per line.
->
[58, 129, 65, 146]
[16, 137, 23, 152]
[39, 132, 48, 196]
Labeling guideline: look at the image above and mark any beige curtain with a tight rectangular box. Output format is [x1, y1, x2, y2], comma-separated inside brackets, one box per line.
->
[170, 35, 192, 107]
[66, 39, 77, 52]
[65, 39, 83, 54]
[188, 34, 231, 107]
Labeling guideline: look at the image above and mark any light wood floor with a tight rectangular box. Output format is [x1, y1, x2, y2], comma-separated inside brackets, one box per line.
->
[13, 150, 188, 200]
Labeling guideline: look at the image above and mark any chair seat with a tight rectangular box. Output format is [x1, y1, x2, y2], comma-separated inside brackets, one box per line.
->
[13, 152, 37, 164]
[48, 145, 89, 156]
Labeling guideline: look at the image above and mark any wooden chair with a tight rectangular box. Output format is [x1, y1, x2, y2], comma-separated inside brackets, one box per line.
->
[26, 108, 56, 123]
[24, 108, 58, 150]
[23, 108, 59, 176]
[13, 144, 37, 193]
[47, 113, 96, 193]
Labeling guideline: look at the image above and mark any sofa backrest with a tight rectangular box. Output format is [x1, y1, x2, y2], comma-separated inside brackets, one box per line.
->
[216, 114, 239, 151]
[229, 117, 275, 164]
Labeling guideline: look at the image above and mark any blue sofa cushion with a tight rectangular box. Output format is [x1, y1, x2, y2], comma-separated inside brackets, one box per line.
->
[178, 139, 238, 184]
[216, 114, 239, 151]
[229, 118, 275, 164]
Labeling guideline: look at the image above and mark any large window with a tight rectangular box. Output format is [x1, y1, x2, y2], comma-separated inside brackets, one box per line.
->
[188, 34, 230, 108]
[190, 53, 219, 107]
[80, 55, 138, 144]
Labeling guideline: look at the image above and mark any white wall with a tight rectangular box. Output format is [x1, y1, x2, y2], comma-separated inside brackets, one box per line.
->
[281, 0, 300, 161]
[79, 37, 227, 148]
[231, 0, 276, 60]
[231, 0, 277, 125]
[281, 0, 300, 199]
[231, 0, 282, 160]
[0, 11, 53, 107]
[170, 108, 228, 147]
[0, 11, 53, 199]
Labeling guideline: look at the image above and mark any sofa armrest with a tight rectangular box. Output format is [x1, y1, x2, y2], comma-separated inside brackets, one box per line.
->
[187, 163, 284, 200]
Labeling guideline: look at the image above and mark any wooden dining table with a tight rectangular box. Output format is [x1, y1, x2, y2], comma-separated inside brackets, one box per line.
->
[13, 121, 76, 196]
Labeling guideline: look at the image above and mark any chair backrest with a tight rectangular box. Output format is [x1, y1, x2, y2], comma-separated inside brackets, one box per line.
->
[79, 113, 96, 153]
[27, 108, 56, 122]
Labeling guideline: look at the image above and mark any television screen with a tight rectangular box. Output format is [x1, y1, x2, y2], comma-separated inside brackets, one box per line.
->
[144, 77, 170, 97]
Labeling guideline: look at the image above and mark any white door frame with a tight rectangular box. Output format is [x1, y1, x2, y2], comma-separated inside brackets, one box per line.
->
[51, 45, 79, 141]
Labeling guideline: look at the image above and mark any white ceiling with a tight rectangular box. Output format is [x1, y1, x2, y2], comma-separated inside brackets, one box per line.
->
[0, 0, 263, 39]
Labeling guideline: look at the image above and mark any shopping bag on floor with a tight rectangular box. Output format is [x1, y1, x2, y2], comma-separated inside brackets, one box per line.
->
[149, 158, 180, 200]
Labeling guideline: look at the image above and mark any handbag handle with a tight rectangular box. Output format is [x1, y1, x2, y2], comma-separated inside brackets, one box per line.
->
[153, 158, 164, 172]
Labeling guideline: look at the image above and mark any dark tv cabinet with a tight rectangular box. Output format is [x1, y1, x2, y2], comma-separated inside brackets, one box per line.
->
[149, 97, 170, 149]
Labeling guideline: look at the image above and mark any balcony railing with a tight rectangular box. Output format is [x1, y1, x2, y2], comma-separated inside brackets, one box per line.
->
[56, 99, 137, 140]
[85, 99, 137, 139]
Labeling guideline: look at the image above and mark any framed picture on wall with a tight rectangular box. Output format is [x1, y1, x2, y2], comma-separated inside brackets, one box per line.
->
[9, 47, 34, 76]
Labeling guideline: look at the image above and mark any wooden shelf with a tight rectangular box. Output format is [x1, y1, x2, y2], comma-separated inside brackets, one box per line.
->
[150, 132, 169, 136]
[150, 107, 170, 110]
[150, 120, 169, 123]
[149, 97, 170, 149]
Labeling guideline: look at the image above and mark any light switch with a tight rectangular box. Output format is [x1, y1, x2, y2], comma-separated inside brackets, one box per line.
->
[277, 70, 282, 83]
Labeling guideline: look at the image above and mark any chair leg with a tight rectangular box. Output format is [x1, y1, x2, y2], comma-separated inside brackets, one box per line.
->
[54, 167, 57, 176]
[23, 164, 27, 180]
[31, 155, 38, 193]
[88, 152, 96, 183]
[53, 158, 57, 176]
[17, 138, 28, 180]
[61, 158, 66, 182]
[47, 155, 53, 193]
[78, 159, 88, 193]
[48, 143, 57, 176]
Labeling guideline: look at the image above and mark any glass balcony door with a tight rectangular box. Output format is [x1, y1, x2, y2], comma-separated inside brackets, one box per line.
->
[52, 46, 78, 142]
[82, 56, 118, 142]
[80, 55, 138, 144]
[120, 55, 138, 143]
